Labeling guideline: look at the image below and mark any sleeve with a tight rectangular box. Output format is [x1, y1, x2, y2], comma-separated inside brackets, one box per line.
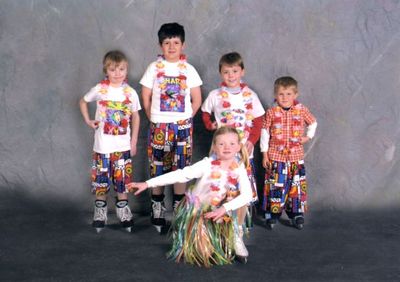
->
[145, 158, 208, 188]
[260, 128, 270, 152]
[201, 90, 215, 114]
[83, 85, 100, 102]
[248, 115, 263, 145]
[202, 111, 214, 131]
[129, 89, 142, 112]
[139, 62, 155, 89]
[302, 105, 316, 126]
[222, 166, 252, 212]
[306, 122, 317, 139]
[186, 64, 203, 88]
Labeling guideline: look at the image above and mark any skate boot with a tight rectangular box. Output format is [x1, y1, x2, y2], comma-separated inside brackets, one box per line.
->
[93, 200, 107, 233]
[116, 200, 134, 233]
[234, 225, 248, 264]
[291, 215, 304, 230]
[265, 213, 276, 230]
[151, 199, 167, 234]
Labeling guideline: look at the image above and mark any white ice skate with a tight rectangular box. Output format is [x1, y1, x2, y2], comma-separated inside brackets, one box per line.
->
[116, 200, 134, 233]
[93, 200, 107, 233]
[234, 226, 248, 264]
[151, 200, 167, 234]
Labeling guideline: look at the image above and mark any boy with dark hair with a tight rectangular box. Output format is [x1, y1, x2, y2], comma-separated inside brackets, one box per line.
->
[140, 22, 202, 232]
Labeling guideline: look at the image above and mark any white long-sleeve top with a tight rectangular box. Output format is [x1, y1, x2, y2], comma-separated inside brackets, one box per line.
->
[146, 157, 252, 212]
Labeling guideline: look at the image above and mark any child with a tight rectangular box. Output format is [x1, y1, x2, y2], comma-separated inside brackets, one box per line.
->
[201, 52, 265, 226]
[139, 22, 202, 232]
[260, 76, 317, 230]
[79, 50, 141, 233]
[126, 126, 253, 266]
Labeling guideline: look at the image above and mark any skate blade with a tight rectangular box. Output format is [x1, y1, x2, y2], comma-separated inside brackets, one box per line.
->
[125, 227, 132, 233]
[153, 225, 168, 234]
[95, 227, 104, 233]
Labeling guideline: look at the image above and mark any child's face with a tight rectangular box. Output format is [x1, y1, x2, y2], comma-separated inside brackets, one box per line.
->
[106, 61, 128, 87]
[275, 86, 298, 108]
[212, 132, 241, 161]
[160, 37, 185, 62]
[220, 64, 244, 88]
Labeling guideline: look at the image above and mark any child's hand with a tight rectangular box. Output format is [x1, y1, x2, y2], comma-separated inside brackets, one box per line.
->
[262, 153, 270, 169]
[245, 141, 254, 155]
[126, 182, 148, 195]
[204, 206, 226, 221]
[210, 122, 218, 130]
[300, 136, 310, 144]
[87, 120, 99, 129]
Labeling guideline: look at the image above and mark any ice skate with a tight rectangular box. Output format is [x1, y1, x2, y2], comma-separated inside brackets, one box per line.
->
[234, 226, 248, 264]
[116, 200, 134, 233]
[291, 215, 304, 230]
[265, 218, 276, 230]
[93, 200, 107, 233]
[151, 200, 167, 234]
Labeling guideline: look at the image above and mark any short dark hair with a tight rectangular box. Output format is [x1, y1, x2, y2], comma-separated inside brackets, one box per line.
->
[274, 76, 298, 93]
[218, 52, 244, 72]
[102, 50, 128, 74]
[158, 22, 185, 45]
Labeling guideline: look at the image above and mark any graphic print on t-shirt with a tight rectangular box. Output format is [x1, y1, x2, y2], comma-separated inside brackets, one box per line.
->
[99, 100, 131, 135]
[159, 76, 185, 112]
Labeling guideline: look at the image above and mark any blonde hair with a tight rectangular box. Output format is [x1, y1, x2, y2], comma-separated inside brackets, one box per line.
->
[102, 50, 128, 74]
[210, 126, 250, 168]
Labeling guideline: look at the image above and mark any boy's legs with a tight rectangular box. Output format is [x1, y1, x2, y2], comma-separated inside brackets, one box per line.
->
[91, 152, 111, 232]
[263, 161, 287, 229]
[147, 118, 193, 230]
[110, 151, 134, 231]
[285, 160, 307, 230]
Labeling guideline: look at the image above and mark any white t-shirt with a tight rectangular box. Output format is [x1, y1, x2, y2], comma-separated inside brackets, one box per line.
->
[146, 157, 252, 212]
[201, 86, 265, 156]
[83, 82, 141, 154]
[140, 59, 202, 123]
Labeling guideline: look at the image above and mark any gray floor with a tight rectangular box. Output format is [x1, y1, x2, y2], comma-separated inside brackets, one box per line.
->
[1, 191, 399, 282]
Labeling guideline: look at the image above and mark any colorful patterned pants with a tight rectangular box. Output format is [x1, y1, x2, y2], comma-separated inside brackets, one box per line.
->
[91, 150, 133, 196]
[262, 160, 307, 216]
[147, 118, 192, 177]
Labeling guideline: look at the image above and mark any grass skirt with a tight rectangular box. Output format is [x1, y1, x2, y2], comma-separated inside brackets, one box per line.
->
[167, 197, 235, 267]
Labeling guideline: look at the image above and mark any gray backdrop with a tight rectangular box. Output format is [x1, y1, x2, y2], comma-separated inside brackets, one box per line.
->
[1, 0, 399, 212]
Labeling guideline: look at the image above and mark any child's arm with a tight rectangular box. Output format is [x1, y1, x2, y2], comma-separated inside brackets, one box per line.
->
[260, 128, 270, 168]
[130, 111, 140, 156]
[141, 86, 152, 120]
[126, 158, 208, 195]
[245, 115, 263, 155]
[301, 106, 317, 144]
[79, 98, 99, 129]
[201, 111, 217, 131]
[190, 86, 202, 117]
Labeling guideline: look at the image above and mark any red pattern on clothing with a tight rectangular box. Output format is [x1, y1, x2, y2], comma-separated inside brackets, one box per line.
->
[263, 103, 316, 162]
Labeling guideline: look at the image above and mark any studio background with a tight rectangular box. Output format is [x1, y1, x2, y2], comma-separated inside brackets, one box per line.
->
[1, 0, 399, 212]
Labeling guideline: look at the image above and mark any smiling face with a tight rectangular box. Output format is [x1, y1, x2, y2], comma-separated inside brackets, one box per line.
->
[275, 85, 298, 108]
[160, 36, 185, 62]
[212, 132, 241, 161]
[106, 61, 128, 87]
[220, 64, 245, 88]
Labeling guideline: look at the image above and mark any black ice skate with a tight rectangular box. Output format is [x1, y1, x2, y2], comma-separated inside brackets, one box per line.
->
[291, 215, 304, 230]
[265, 218, 277, 230]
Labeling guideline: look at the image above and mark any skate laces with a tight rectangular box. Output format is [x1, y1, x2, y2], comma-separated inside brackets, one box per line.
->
[152, 200, 166, 219]
[119, 206, 133, 222]
[94, 206, 107, 221]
